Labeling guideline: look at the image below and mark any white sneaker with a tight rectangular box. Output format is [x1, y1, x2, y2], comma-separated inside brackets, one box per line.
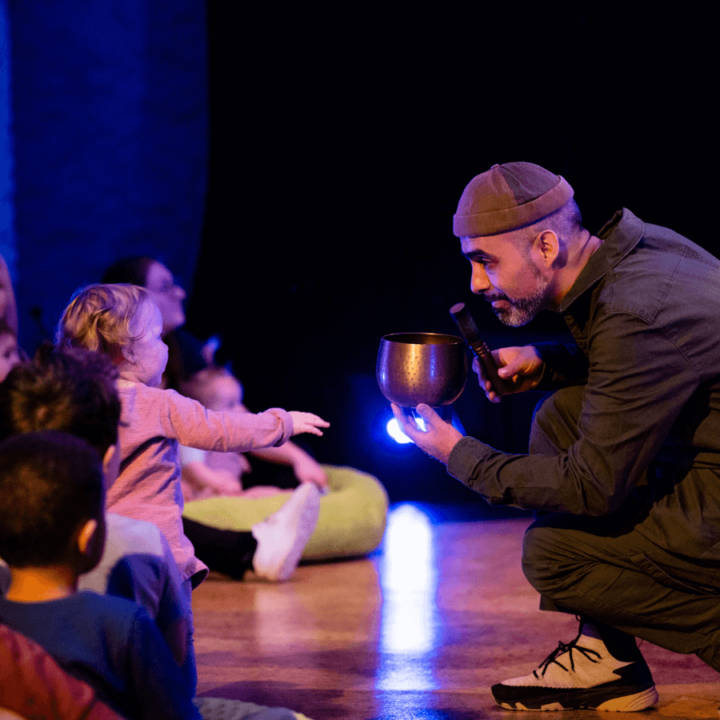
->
[492, 631, 658, 712]
[251, 483, 320, 581]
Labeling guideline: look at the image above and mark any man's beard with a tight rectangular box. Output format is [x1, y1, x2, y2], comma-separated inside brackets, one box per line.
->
[489, 265, 549, 327]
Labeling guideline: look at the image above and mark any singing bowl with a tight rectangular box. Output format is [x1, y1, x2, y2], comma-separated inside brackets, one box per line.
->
[376, 332, 468, 407]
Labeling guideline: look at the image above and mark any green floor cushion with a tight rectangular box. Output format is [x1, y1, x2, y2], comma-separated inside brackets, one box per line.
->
[182, 466, 388, 560]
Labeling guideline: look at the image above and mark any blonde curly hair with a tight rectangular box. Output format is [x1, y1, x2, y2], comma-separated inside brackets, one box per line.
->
[56, 283, 153, 363]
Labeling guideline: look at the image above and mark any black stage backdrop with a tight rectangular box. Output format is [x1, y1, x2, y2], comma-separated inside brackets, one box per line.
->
[188, 3, 714, 504]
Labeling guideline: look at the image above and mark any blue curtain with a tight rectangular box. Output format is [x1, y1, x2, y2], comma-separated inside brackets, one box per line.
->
[6, 0, 208, 350]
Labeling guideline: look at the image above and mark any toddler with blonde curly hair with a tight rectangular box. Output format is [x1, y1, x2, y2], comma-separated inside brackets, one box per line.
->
[57, 283, 329, 591]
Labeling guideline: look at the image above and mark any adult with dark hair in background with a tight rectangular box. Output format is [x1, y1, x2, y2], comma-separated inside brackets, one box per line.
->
[102, 255, 208, 391]
[394, 162, 720, 713]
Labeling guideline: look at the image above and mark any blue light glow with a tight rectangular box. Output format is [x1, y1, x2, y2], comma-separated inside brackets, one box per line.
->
[386, 416, 426, 444]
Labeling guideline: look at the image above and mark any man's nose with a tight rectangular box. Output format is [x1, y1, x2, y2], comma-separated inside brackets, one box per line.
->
[174, 285, 187, 300]
[470, 265, 491, 295]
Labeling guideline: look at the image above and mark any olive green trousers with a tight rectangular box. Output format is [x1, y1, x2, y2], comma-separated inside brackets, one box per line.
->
[523, 386, 720, 671]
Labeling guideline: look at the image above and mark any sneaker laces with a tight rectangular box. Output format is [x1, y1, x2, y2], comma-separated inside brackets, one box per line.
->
[533, 629, 601, 679]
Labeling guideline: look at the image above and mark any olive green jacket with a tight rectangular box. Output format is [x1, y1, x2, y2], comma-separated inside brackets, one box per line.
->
[449, 209, 720, 560]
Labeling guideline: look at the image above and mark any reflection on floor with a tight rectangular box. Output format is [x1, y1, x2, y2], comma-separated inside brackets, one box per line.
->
[377, 505, 438, 693]
[193, 502, 719, 720]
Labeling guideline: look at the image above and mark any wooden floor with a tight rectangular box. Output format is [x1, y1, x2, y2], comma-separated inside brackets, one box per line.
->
[193, 503, 719, 720]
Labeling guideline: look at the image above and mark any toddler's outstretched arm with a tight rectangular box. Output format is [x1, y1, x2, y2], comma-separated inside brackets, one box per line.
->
[289, 411, 330, 437]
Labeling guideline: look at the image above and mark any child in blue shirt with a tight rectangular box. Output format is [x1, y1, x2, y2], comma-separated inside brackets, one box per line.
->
[0, 430, 202, 720]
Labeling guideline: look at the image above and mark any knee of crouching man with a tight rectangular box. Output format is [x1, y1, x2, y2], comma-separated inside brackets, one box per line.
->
[520, 521, 569, 598]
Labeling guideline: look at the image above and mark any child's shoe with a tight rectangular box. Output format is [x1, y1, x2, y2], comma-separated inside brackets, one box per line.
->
[251, 483, 320, 581]
[491, 631, 658, 712]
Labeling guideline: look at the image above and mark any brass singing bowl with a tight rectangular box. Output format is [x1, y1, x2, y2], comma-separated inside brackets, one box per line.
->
[376, 332, 468, 407]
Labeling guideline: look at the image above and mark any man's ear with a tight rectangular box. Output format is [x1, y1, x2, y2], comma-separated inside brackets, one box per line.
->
[533, 229, 562, 268]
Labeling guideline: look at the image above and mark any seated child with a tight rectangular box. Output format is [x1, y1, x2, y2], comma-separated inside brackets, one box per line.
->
[0, 431, 202, 720]
[178, 367, 390, 567]
[179, 366, 328, 500]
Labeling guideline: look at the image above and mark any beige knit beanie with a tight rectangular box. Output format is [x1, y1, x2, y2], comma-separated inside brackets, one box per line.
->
[453, 162, 574, 237]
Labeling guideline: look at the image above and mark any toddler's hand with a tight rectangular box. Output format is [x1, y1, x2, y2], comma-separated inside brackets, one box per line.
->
[293, 455, 329, 489]
[289, 411, 330, 437]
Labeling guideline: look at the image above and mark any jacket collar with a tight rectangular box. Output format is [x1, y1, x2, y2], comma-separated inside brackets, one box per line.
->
[558, 208, 645, 312]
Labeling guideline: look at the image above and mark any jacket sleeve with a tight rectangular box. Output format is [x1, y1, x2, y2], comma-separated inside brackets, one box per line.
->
[447, 312, 699, 515]
[533, 342, 590, 390]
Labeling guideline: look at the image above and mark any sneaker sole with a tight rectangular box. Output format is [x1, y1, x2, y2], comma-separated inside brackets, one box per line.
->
[494, 684, 658, 712]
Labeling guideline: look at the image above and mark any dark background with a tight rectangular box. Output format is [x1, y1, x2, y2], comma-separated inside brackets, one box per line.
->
[188, 3, 714, 506]
[4, 2, 714, 510]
